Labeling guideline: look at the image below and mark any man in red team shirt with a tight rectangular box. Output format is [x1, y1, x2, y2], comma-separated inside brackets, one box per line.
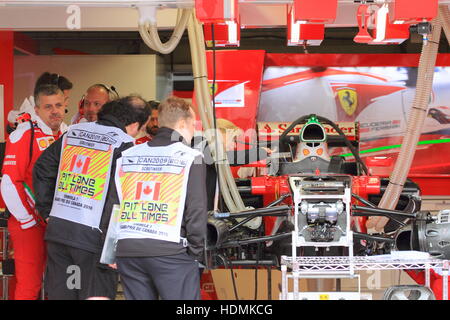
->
[1, 84, 66, 300]
[135, 100, 159, 144]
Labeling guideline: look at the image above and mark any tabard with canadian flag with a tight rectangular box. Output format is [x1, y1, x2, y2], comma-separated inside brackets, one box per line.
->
[135, 181, 161, 201]
[50, 122, 134, 229]
[115, 142, 202, 243]
[70, 154, 91, 175]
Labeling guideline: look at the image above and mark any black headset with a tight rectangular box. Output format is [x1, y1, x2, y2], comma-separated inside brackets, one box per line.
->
[78, 84, 120, 112]
[95, 83, 120, 100]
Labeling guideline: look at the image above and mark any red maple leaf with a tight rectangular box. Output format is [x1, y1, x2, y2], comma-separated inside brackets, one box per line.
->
[143, 185, 152, 195]
[76, 159, 83, 168]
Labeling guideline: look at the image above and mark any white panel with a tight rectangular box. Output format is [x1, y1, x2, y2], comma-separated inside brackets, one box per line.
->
[0, 7, 178, 31]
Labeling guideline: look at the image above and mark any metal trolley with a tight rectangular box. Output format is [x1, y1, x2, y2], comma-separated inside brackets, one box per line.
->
[0, 224, 12, 300]
[280, 254, 450, 300]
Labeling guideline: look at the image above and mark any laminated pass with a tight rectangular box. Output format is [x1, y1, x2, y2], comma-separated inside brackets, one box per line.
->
[49, 122, 133, 228]
[115, 142, 201, 243]
[100, 204, 121, 265]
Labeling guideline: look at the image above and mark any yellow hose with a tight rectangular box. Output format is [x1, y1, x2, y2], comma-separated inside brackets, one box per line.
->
[138, 8, 190, 55]
[367, 9, 444, 232]
[187, 11, 246, 212]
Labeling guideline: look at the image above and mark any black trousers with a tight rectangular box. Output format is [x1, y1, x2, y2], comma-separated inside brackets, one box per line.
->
[116, 253, 200, 300]
[45, 241, 118, 300]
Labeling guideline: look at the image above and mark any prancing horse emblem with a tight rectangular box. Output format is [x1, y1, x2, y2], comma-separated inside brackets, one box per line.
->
[337, 88, 358, 116]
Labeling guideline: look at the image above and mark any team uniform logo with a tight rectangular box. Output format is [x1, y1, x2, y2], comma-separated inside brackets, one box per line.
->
[69, 154, 91, 175]
[337, 88, 358, 116]
[135, 181, 161, 201]
[36, 137, 55, 151]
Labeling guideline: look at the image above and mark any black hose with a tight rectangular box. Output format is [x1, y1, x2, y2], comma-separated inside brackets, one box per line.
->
[267, 193, 291, 207]
[254, 224, 263, 300]
[220, 232, 292, 248]
[315, 115, 368, 175]
[352, 211, 406, 227]
[352, 205, 417, 219]
[214, 205, 291, 219]
[352, 193, 377, 208]
[224, 251, 239, 300]
[353, 232, 395, 244]
[228, 195, 291, 232]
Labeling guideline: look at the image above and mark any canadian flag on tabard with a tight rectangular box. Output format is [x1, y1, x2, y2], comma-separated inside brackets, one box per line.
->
[135, 181, 161, 201]
[70, 154, 91, 175]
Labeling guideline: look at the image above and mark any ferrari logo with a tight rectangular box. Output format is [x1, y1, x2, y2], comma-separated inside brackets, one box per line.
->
[337, 88, 358, 116]
[208, 82, 218, 96]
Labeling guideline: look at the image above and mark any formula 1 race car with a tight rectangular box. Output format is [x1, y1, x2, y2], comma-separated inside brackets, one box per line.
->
[204, 115, 450, 271]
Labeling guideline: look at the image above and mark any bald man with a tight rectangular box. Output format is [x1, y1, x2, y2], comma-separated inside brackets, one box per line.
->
[83, 85, 113, 122]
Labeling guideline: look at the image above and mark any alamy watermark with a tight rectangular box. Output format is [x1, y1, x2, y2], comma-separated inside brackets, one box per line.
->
[66, 5, 81, 30]
[66, 265, 81, 290]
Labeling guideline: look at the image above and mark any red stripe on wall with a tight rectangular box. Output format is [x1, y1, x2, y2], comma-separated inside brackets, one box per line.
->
[0, 31, 14, 133]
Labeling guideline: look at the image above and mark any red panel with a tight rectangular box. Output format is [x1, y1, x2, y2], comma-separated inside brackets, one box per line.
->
[204, 50, 266, 135]
[294, 0, 338, 24]
[13, 32, 38, 55]
[383, 20, 410, 41]
[354, 4, 373, 44]
[408, 174, 450, 196]
[390, 0, 438, 24]
[204, 22, 240, 47]
[299, 24, 324, 41]
[195, 0, 238, 23]
[265, 53, 450, 67]
[196, 0, 224, 23]
[172, 90, 193, 99]
[0, 31, 14, 130]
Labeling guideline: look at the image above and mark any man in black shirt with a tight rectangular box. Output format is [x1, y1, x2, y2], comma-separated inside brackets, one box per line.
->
[33, 96, 150, 300]
[114, 96, 207, 300]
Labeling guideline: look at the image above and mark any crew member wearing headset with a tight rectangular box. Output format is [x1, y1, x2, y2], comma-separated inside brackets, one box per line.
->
[71, 84, 119, 124]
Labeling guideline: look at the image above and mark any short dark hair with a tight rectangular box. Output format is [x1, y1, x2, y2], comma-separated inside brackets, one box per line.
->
[34, 72, 73, 96]
[98, 95, 151, 128]
[148, 100, 160, 110]
[158, 96, 193, 128]
[34, 84, 64, 106]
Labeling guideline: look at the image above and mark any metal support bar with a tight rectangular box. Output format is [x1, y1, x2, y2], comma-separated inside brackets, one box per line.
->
[219, 232, 291, 248]
[443, 261, 449, 301]
[229, 259, 277, 267]
[281, 264, 287, 300]
[353, 231, 395, 243]
[352, 205, 418, 220]
[1, 229, 9, 301]
[267, 266, 272, 300]
[214, 205, 291, 219]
